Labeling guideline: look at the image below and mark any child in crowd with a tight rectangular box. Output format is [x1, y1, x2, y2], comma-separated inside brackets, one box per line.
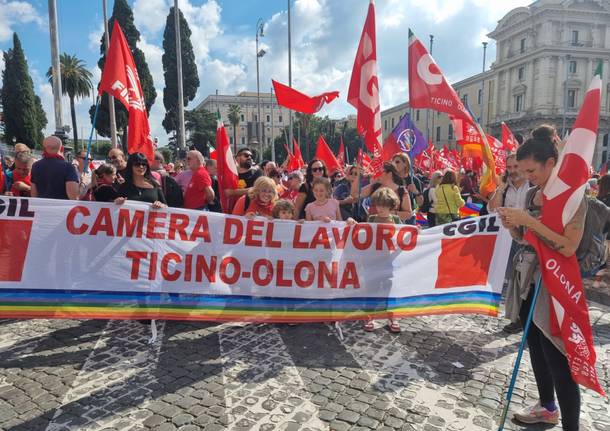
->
[272, 199, 296, 220]
[92, 164, 119, 202]
[305, 177, 342, 222]
[363, 187, 402, 333]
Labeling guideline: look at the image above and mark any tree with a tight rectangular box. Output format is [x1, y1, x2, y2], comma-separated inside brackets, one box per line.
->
[161, 6, 199, 145]
[227, 104, 241, 152]
[185, 109, 216, 156]
[1, 33, 47, 148]
[90, 0, 157, 147]
[46, 53, 93, 152]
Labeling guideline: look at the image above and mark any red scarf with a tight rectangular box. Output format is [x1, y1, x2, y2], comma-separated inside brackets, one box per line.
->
[42, 151, 65, 160]
[246, 198, 275, 217]
[10, 171, 31, 197]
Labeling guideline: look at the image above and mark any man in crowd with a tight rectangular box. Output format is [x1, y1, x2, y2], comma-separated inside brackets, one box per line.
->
[9, 152, 33, 197]
[73, 150, 93, 198]
[262, 160, 278, 177]
[108, 148, 128, 182]
[205, 158, 222, 212]
[225, 147, 262, 199]
[31, 136, 79, 200]
[183, 150, 214, 210]
[489, 153, 529, 334]
[152, 151, 183, 208]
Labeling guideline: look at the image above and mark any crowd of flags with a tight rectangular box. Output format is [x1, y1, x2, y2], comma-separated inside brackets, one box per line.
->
[94, 0, 605, 397]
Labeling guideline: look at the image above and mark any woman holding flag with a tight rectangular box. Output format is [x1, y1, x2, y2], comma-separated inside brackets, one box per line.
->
[498, 126, 584, 429]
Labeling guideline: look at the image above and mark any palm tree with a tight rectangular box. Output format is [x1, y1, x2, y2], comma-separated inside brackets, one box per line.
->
[227, 104, 242, 153]
[46, 53, 93, 151]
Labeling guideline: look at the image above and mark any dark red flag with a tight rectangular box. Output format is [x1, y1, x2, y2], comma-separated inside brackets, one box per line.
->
[315, 136, 342, 175]
[348, 0, 383, 157]
[272, 80, 339, 114]
[99, 21, 154, 162]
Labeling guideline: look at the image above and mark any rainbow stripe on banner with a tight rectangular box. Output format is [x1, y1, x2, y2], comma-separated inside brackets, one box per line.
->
[0, 289, 500, 322]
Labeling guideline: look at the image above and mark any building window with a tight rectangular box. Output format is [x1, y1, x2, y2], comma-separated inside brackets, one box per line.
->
[603, 151, 607, 164]
[520, 38, 526, 54]
[266, 115, 270, 122]
[515, 94, 523, 112]
[568, 89, 577, 108]
[391, 117, 395, 128]
[240, 114, 244, 121]
[254, 114, 258, 122]
[604, 134, 609, 147]
[462, 94, 468, 105]
[384, 119, 388, 131]
[230, 137, 233, 145]
[267, 137, 271, 144]
[448, 124, 454, 141]
[571, 30, 579, 45]
[241, 137, 245, 145]
[477, 89, 483, 105]
[569, 60, 577, 74]
[416, 110, 420, 121]
[278, 115, 282, 123]
[436, 126, 441, 142]
[518, 66, 525, 81]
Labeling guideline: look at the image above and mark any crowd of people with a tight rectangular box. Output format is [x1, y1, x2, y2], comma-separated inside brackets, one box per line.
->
[2, 125, 610, 429]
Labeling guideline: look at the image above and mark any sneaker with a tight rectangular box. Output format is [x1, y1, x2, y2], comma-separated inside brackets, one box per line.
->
[502, 321, 522, 334]
[513, 402, 559, 425]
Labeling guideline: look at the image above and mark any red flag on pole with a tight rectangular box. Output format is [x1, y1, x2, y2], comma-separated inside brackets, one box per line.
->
[290, 139, 305, 170]
[524, 64, 605, 396]
[99, 21, 154, 162]
[315, 136, 343, 175]
[272, 80, 339, 114]
[408, 29, 474, 125]
[215, 119, 239, 213]
[501, 122, 518, 152]
[337, 137, 346, 167]
[347, 0, 383, 157]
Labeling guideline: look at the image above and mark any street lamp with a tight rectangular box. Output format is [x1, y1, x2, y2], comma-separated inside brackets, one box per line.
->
[256, 18, 265, 161]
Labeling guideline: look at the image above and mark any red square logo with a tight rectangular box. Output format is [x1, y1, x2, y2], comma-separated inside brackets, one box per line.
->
[435, 235, 496, 289]
[0, 220, 33, 282]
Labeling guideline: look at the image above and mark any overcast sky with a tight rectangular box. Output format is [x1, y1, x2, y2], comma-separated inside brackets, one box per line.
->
[0, 0, 532, 146]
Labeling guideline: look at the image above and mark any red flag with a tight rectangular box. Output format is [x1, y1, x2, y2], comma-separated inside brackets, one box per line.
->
[290, 139, 305, 171]
[99, 22, 154, 162]
[501, 122, 518, 152]
[337, 137, 346, 167]
[524, 65, 605, 396]
[272, 80, 339, 114]
[215, 120, 239, 213]
[315, 136, 342, 175]
[408, 29, 474, 125]
[348, 0, 383, 157]
[357, 149, 372, 173]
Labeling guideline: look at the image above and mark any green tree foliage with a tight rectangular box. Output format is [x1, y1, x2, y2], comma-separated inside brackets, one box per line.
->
[1, 33, 47, 149]
[185, 109, 216, 156]
[46, 53, 93, 152]
[161, 6, 199, 144]
[90, 0, 157, 144]
[227, 104, 241, 151]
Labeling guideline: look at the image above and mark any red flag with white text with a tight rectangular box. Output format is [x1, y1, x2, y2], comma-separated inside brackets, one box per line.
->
[215, 120, 239, 213]
[408, 29, 474, 125]
[524, 64, 605, 396]
[99, 22, 154, 162]
[348, 0, 383, 157]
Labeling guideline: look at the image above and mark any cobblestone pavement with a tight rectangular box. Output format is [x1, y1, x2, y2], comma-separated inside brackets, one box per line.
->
[0, 286, 609, 431]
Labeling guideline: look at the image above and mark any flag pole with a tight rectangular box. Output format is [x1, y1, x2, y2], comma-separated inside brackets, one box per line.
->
[102, 0, 118, 148]
[84, 96, 101, 174]
[287, 0, 294, 153]
[497, 275, 543, 430]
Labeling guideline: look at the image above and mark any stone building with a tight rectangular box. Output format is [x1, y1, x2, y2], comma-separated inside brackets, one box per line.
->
[381, 0, 610, 167]
[195, 91, 291, 155]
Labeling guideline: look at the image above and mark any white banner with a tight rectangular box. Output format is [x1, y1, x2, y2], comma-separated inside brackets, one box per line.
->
[0, 197, 511, 321]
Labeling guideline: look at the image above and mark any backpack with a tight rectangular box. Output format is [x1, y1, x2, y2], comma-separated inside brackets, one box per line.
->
[576, 197, 610, 278]
[161, 175, 184, 208]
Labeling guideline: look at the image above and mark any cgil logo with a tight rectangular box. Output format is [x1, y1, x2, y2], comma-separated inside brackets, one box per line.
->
[0, 198, 35, 218]
[442, 216, 499, 237]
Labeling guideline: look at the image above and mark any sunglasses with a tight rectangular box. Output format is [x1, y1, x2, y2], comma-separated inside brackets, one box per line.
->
[311, 167, 324, 173]
[109, 156, 119, 160]
[241, 154, 253, 159]
[133, 162, 148, 167]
